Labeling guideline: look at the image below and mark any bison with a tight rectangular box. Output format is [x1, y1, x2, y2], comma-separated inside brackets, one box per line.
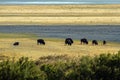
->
[13, 42, 19, 46]
[37, 39, 45, 45]
[65, 38, 73, 46]
[81, 38, 88, 45]
[103, 40, 106, 45]
[92, 40, 98, 45]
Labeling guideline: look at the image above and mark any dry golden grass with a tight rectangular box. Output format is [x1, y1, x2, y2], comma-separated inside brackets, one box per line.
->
[0, 4, 120, 25]
[0, 37, 119, 60]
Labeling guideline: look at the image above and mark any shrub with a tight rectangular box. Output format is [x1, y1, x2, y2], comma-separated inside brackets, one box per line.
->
[0, 57, 46, 80]
[40, 61, 74, 80]
[39, 51, 120, 80]
[93, 51, 120, 80]
[0, 51, 120, 80]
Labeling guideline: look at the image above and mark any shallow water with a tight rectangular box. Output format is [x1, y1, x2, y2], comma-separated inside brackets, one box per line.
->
[0, 0, 120, 5]
[0, 25, 120, 42]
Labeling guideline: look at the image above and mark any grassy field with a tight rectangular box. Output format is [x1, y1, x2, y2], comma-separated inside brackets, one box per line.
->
[0, 33, 119, 60]
[0, 4, 120, 25]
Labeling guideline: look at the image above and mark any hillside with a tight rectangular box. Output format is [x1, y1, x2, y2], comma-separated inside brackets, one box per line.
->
[0, 5, 120, 25]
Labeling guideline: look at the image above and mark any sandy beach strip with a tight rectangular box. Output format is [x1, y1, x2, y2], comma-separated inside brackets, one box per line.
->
[0, 4, 120, 25]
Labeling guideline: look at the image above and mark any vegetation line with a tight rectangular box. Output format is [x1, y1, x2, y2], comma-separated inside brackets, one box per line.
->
[0, 51, 119, 80]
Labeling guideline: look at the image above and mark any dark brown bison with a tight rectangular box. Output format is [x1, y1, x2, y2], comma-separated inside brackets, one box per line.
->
[81, 38, 88, 44]
[37, 39, 45, 45]
[92, 40, 98, 45]
[103, 40, 106, 45]
[65, 38, 73, 46]
[13, 42, 19, 46]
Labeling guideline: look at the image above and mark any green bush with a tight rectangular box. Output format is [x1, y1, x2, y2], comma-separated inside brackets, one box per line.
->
[39, 51, 120, 80]
[93, 51, 120, 80]
[0, 51, 120, 80]
[41, 63, 64, 80]
[0, 57, 46, 80]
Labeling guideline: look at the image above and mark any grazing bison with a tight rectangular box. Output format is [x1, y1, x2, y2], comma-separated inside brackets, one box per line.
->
[65, 38, 73, 46]
[92, 40, 98, 45]
[103, 40, 106, 45]
[13, 42, 19, 46]
[37, 39, 45, 45]
[81, 38, 88, 44]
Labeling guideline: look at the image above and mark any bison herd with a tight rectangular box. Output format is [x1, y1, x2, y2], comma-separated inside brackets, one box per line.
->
[13, 38, 106, 46]
[65, 38, 106, 46]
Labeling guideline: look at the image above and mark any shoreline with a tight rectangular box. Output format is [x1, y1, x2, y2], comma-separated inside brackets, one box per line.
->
[0, 24, 120, 26]
[1, 4, 120, 5]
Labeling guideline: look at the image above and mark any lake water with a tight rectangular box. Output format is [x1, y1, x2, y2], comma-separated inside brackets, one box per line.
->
[0, 25, 120, 42]
[0, 0, 120, 5]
